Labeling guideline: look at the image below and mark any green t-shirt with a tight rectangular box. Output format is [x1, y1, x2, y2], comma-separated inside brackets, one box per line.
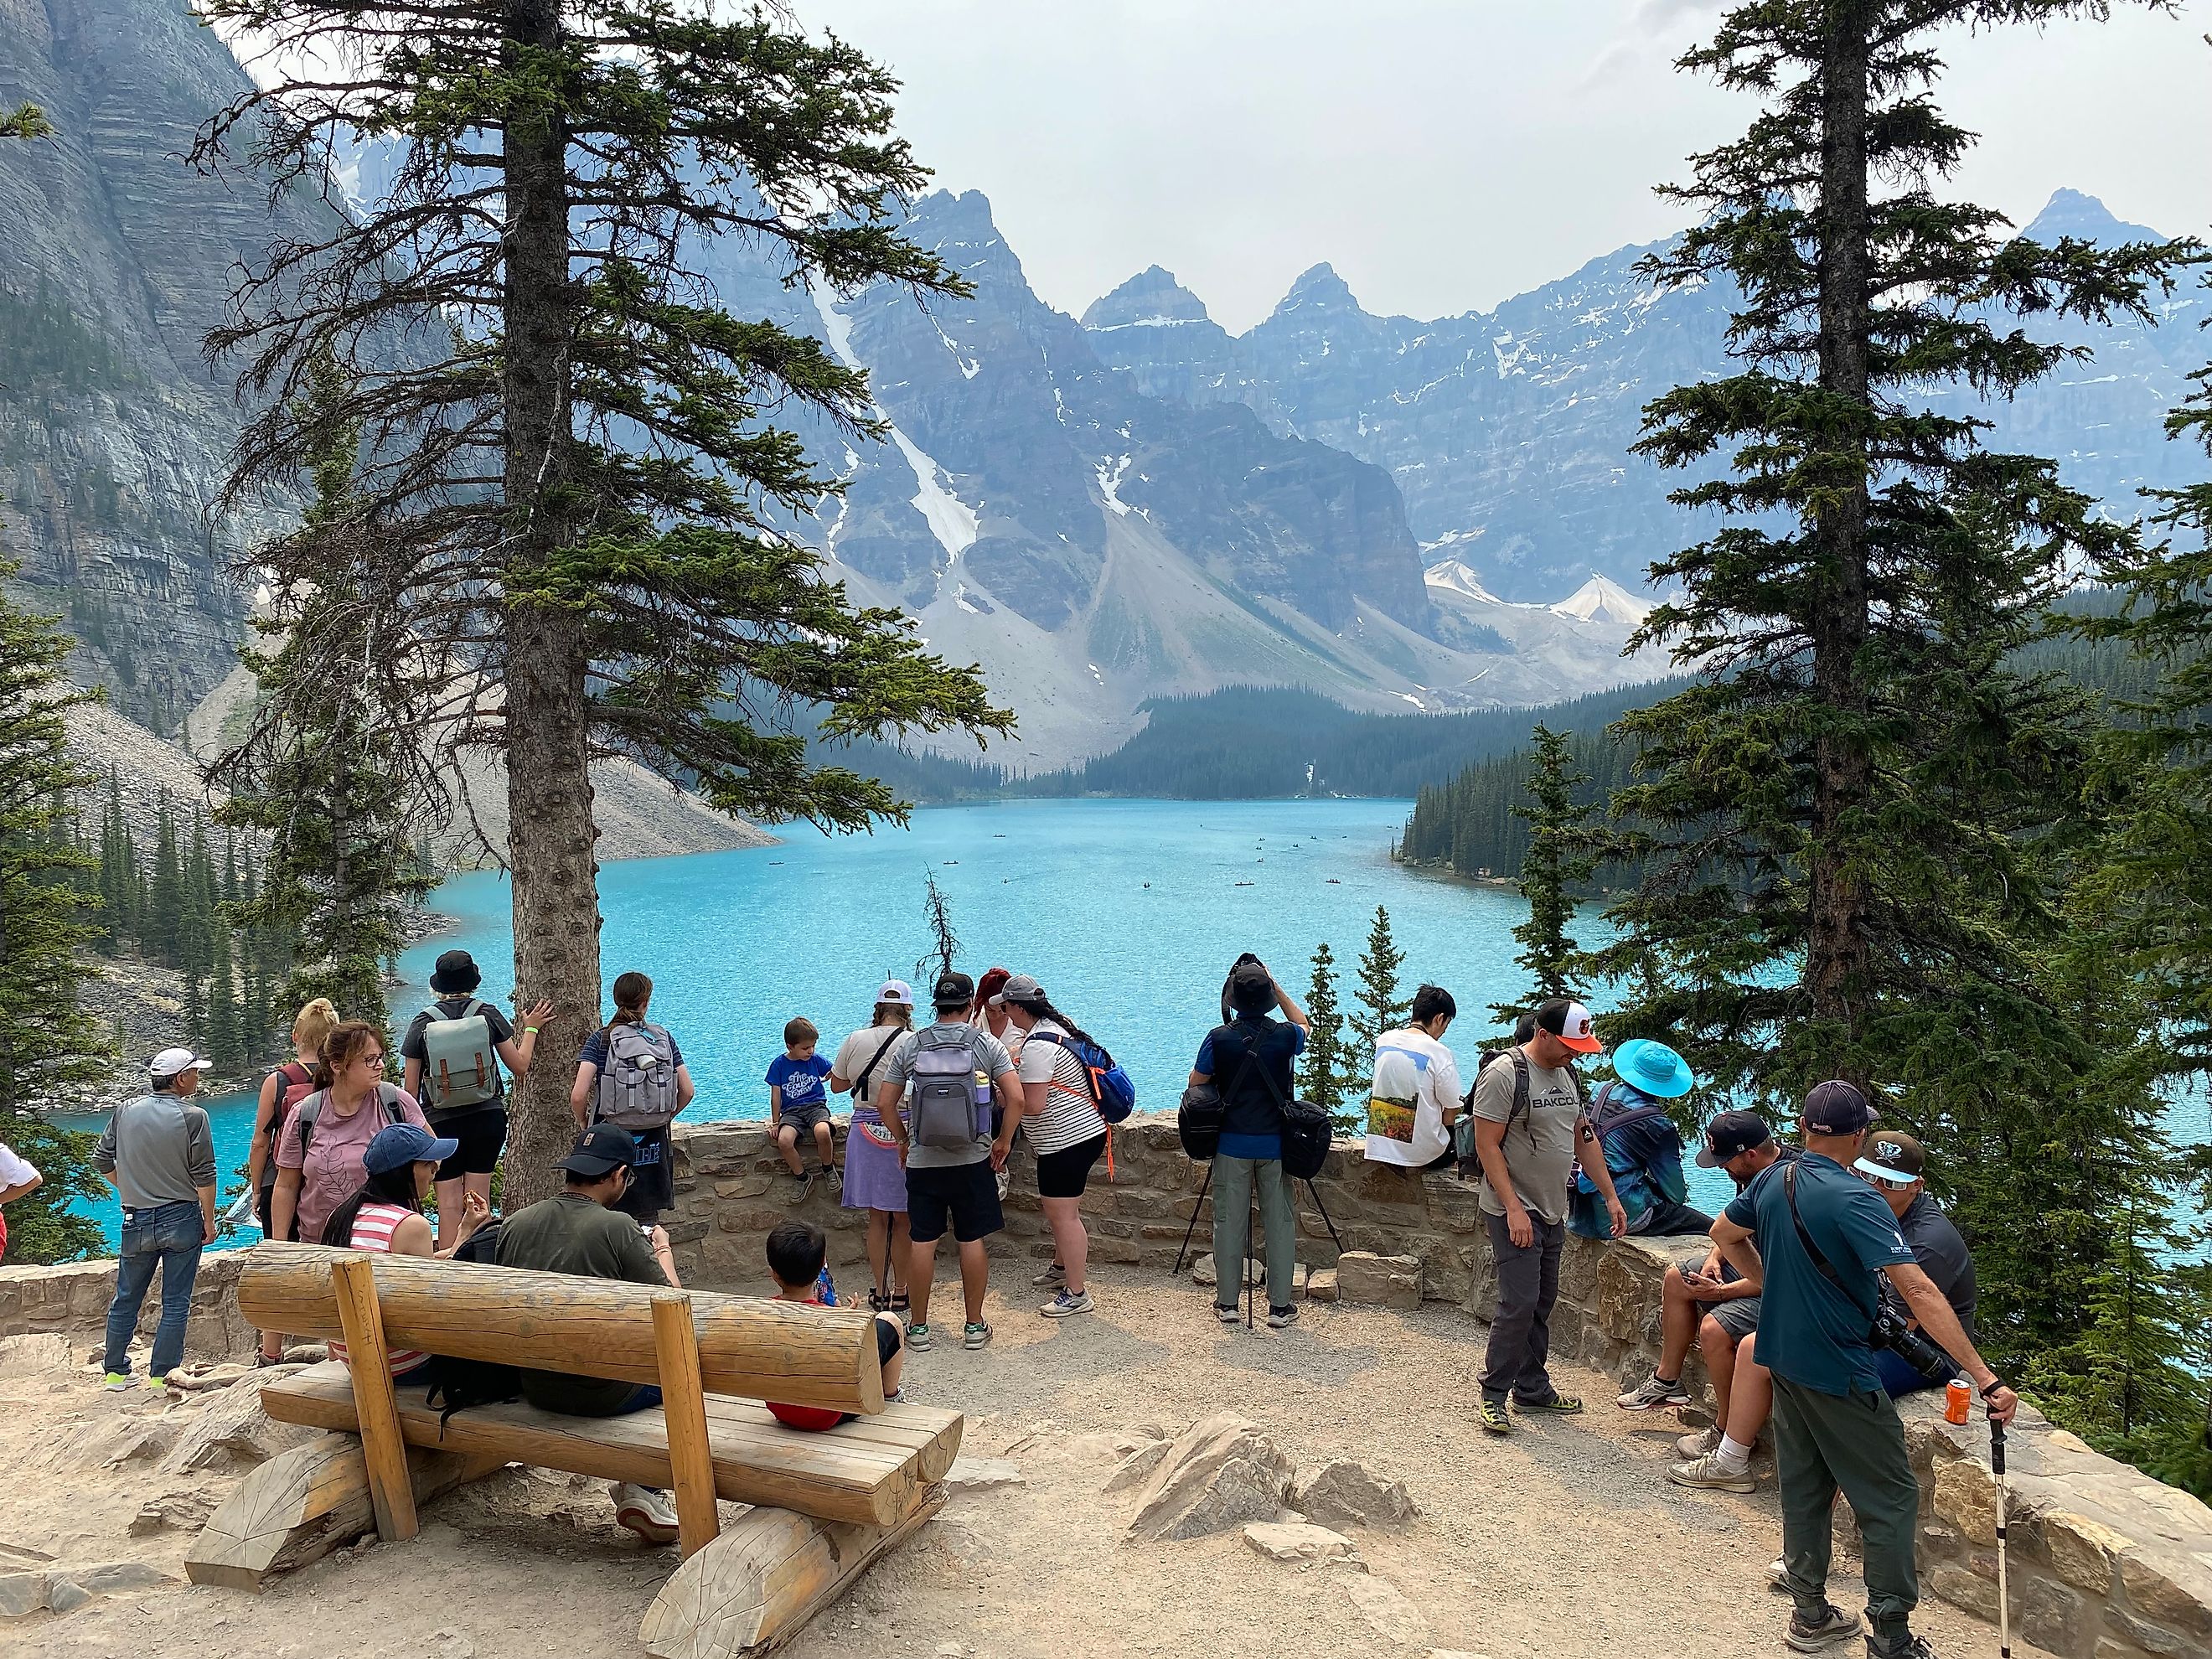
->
[494, 1191, 664, 1414]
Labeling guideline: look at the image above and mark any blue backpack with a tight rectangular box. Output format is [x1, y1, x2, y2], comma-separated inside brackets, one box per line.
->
[1026, 1028, 1136, 1124]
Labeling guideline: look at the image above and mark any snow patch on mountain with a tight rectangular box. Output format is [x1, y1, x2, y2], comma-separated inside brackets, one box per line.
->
[1424, 557, 1512, 607]
[1550, 574, 1652, 627]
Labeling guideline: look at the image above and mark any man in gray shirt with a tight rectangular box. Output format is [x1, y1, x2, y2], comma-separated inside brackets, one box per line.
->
[94, 1047, 219, 1388]
[875, 971, 1021, 1355]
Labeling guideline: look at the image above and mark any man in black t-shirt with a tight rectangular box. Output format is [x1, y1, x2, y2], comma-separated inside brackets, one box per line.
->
[1855, 1130, 1977, 1388]
[1188, 959, 1310, 1329]
[399, 948, 551, 1249]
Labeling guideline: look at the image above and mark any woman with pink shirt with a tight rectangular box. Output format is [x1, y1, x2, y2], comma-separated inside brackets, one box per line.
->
[270, 1021, 430, 1246]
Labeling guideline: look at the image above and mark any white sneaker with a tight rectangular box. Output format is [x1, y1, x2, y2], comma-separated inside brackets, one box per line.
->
[1032, 1261, 1067, 1288]
[1676, 1425, 1721, 1460]
[611, 1482, 680, 1545]
[1667, 1450, 1759, 1494]
[1039, 1290, 1093, 1319]
[1616, 1373, 1692, 1410]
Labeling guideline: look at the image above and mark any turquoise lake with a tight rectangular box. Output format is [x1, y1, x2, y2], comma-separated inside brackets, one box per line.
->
[61, 795, 2212, 1251]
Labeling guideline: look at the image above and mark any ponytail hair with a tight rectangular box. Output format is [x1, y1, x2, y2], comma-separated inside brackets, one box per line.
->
[317, 1160, 422, 1248]
[606, 970, 653, 1038]
[313, 1021, 385, 1092]
[292, 997, 340, 1057]
[1007, 991, 1100, 1056]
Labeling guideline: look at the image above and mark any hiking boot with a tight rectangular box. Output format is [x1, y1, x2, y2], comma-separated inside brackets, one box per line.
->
[1032, 1261, 1067, 1288]
[1667, 1450, 1759, 1493]
[1476, 1398, 1512, 1434]
[611, 1482, 680, 1546]
[1214, 1303, 1240, 1325]
[1616, 1373, 1691, 1411]
[962, 1320, 992, 1350]
[1039, 1290, 1093, 1319]
[1265, 1305, 1298, 1329]
[1512, 1393, 1584, 1415]
[1676, 1425, 1721, 1460]
[102, 1372, 132, 1392]
[1785, 1604, 1863, 1652]
[905, 1321, 933, 1352]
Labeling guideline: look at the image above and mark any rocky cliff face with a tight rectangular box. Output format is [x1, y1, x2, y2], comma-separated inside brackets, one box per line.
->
[0, 0, 329, 732]
[1085, 191, 2206, 602]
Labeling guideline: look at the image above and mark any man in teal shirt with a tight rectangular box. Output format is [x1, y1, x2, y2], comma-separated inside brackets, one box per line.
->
[1713, 1081, 2017, 1659]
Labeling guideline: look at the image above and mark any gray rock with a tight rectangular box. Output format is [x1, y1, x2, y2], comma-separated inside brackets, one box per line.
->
[1294, 1459, 1419, 1531]
[75, 1560, 177, 1594]
[1335, 1252, 1421, 1310]
[0, 1569, 48, 1618]
[943, 1456, 1025, 1492]
[44, 1577, 91, 1615]
[1125, 1414, 1295, 1543]
[1243, 1522, 1357, 1563]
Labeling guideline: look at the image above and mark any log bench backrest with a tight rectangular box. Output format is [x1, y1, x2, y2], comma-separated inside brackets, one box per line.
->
[235, 1242, 885, 1414]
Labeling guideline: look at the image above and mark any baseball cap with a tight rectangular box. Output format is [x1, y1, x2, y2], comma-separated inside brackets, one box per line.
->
[991, 973, 1045, 1006]
[364, 1122, 460, 1176]
[150, 1047, 212, 1080]
[560, 1124, 639, 1177]
[1803, 1079, 1874, 1135]
[932, 970, 975, 1009]
[1854, 1129, 1925, 1184]
[876, 979, 915, 1007]
[1534, 999, 1603, 1055]
[1697, 1109, 1774, 1168]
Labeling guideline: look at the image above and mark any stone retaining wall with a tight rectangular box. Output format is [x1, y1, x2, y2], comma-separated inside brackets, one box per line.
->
[7, 1111, 2206, 1656]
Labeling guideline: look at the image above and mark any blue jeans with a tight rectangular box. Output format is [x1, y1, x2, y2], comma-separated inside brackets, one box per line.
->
[104, 1200, 204, 1377]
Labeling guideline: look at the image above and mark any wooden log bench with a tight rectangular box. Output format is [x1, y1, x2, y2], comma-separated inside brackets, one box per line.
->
[186, 1242, 962, 1657]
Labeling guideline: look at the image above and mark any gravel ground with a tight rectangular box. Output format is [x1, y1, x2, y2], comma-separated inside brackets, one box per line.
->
[6, 1269, 2049, 1659]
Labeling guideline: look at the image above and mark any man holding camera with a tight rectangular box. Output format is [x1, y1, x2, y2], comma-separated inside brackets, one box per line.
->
[1712, 1081, 2016, 1658]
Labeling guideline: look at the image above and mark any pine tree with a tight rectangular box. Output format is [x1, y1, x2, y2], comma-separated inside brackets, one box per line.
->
[0, 556, 114, 1120]
[1299, 940, 1363, 1132]
[191, 3, 1015, 1207]
[1594, 1, 2187, 1104]
[0, 1115, 105, 1264]
[1493, 723, 1599, 1024]
[0, 105, 51, 141]
[145, 804, 181, 966]
[1348, 907, 1408, 1067]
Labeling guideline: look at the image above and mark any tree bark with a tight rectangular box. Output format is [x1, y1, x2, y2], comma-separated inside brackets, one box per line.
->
[1806, 1, 1874, 1060]
[499, 0, 599, 1210]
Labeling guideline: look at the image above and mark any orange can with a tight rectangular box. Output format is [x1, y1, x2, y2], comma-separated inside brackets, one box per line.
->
[1946, 1378, 1972, 1425]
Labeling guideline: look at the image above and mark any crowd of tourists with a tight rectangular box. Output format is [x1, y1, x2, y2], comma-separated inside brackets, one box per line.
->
[73, 941, 2022, 1656]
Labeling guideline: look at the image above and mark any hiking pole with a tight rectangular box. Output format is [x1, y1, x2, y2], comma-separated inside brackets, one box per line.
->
[1991, 1414, 2013, 1659]
[1246, 1181, 1259, 1329]
[1301, 1178, 1345, 1253]
[1172, 1161, 1214, 1278]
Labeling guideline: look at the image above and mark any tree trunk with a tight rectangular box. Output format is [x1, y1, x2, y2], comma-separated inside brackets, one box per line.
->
[1806, 2, 1874, 1061]
[499, 0, 599, 1211]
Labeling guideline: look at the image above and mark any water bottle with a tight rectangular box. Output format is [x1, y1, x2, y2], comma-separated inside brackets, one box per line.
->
[974, 1068, 992, 1139]
[816, 1264, 837, 1307]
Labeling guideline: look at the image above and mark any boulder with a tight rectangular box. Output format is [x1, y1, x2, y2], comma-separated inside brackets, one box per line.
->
[75, 1560, 177, 1595]
[1305, 1269, 1338, 1303]
[1345, 1574, 1429, 1644]
[1294, 1459, 1419, 1531]
[1125, 1414, 1295, 1543]
[1335, 1251, 1421, 1309]
[158, 1383, 316, 1474]
[0, 1569, 47, 1619]
[1243, 1522, 1356, 1563]
[130, 1491, 216, 1536]
[44, 1577, 91, 1614]
[0, 1332, 73, 1377]
[1192, 1256, 1260, 1289]
[1103, 1439, 1171, 1493]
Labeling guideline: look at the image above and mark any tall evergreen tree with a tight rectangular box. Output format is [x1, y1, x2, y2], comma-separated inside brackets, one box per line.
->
[145, 804, 181, 967]
[1493, 722, 1598, 1024]
[1595, 0, 2188, 1103]
[0, 1116, 105, 1264]
[193, 0, 1013, 1205]
[0, 556, 113, 1119]
[1348, 907, 1408, 1063]
[1298, 940, 1363, 1132]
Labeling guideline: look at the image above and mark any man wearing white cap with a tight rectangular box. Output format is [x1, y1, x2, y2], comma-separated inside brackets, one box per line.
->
[93, 1047, 220, 1388]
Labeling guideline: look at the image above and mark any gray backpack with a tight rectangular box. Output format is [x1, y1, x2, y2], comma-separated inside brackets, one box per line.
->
[417, 999, 499, 1118]
[909, 1026, 984, 1151]
[593, 1022, 680, 1130]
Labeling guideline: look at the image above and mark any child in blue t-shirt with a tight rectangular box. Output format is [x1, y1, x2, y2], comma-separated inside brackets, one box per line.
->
[767, 1016, 838, 1197]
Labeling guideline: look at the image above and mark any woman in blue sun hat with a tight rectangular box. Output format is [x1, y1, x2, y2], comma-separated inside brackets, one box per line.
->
[1568, 1036, 1709, 1239]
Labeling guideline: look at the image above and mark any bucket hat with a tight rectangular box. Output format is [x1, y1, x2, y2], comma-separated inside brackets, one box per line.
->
[1611, 1037, 1694, 1100]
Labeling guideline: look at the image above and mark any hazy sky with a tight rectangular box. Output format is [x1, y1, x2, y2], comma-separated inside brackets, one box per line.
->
[806, 1, 2212, 333]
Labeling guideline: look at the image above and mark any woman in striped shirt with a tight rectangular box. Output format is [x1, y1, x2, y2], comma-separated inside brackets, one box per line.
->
[322, 1123, 491, 1382]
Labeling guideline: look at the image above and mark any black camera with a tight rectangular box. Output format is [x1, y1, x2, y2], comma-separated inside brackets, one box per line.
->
[1872, 1307, 1960, 1384]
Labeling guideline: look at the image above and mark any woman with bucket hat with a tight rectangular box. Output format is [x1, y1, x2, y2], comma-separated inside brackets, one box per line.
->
[1567, 1037, 1709, 1239]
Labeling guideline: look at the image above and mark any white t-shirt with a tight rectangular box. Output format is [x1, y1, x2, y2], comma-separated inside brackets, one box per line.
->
[1362, 1027, 1464, 1168]
[1015, 1019, 1106, 1156]
[0, 1142, 39, 1188]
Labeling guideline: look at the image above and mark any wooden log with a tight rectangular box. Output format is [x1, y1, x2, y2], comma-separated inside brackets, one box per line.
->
[236, 1243, 882, 1414]
[330, 1255, 417, 1542]
[183, 1431, 503, 1591]
[653, 1292, 721, 1559]
[638, 1486, 944, 1659]
[263, 1362, 941, 1527]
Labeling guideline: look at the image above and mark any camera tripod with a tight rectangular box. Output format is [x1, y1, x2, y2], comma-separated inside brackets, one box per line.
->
[1171, 1159, 1344, 1327]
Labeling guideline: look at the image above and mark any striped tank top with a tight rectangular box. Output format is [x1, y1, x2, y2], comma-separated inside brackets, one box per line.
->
[328, 1201, 430, 1376]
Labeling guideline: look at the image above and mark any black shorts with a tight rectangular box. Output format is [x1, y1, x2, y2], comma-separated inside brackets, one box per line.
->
[875, 1315, 902, 1369]
[432, 1108, 508, 1180]
[1035, 1134, 1108, 1200]
[613, 1123, 675, 1224]
[904, 1159, 1004, 1244]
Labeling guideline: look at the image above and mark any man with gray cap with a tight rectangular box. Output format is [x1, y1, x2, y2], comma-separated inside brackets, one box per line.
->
[95, 1047, 219, 1388]
[1712, 1081, 2016, 1659]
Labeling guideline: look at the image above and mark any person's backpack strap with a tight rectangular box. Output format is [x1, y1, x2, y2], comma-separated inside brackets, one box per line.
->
[1508, 1048, 1532, 1131]
[293, 1089, 329, 1154]
[1782, 1162, 1878, 1327]
[378, 1082, 407, 1127]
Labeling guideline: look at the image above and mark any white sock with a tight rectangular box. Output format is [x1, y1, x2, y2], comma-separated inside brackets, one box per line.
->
[1713, 1434, 1755, 1474]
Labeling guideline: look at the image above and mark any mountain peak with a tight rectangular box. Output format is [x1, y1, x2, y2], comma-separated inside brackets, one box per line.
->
[1271, 261, 1366, 319]
[1550, 574, 1652, 628]
[1081, 265, 1215, 332]
[912, 189, 1005, 245]
[2023, 188, 2165, 249]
